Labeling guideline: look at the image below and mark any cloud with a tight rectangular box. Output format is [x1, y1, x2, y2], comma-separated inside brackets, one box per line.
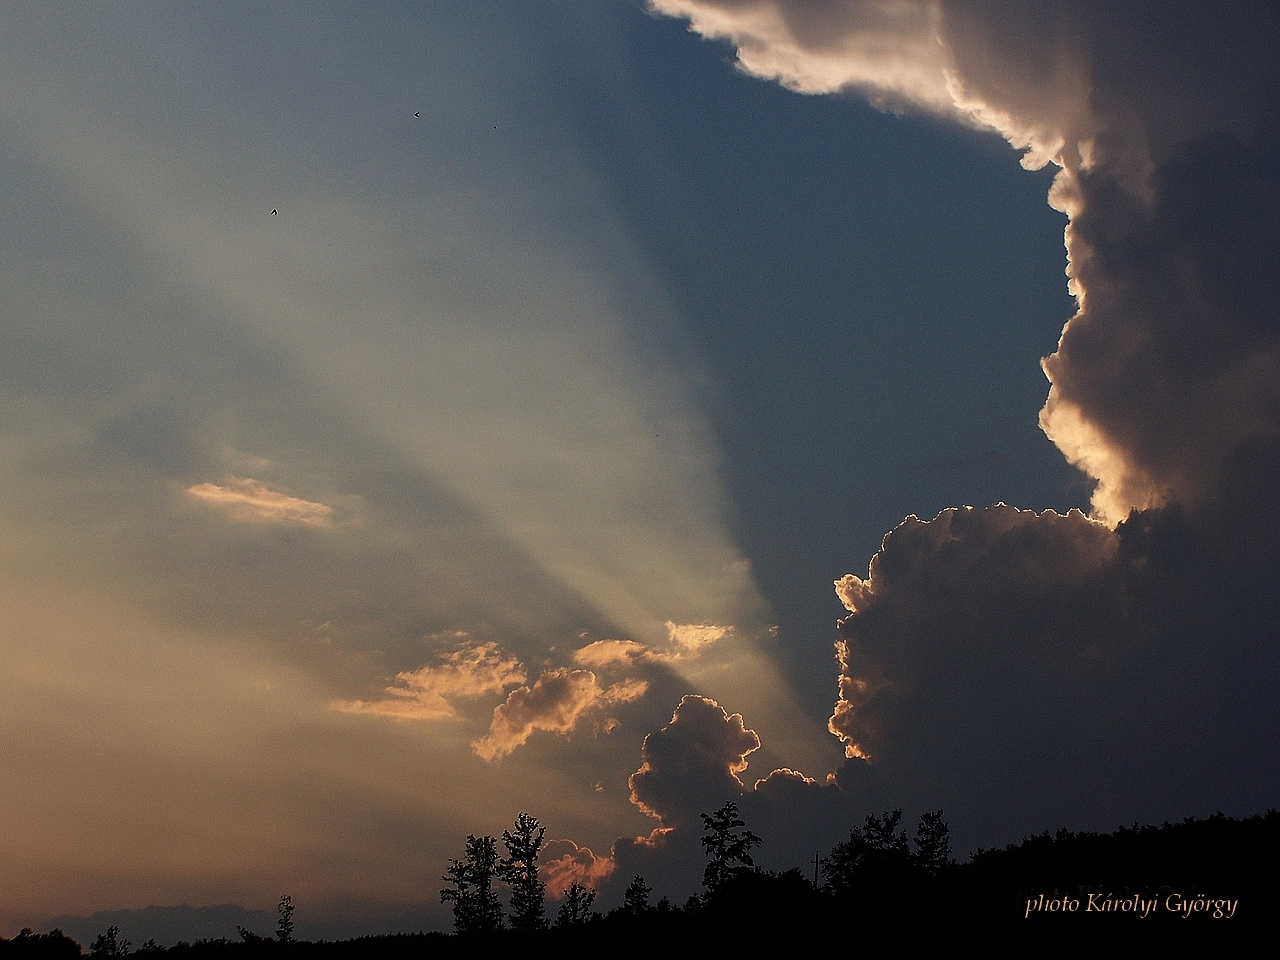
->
[572, 623, 729, 672]
[653, 1, 1280, 526]
[628, 695, 760, 829]
[471, 668, 648, 762]
[542, 839, 617, 898]
[664, 620, 730, 656]
[574, 638, 652, 669]
[601, 697, 868, 898]
[830, 505, 1117, 761]
[333, 642, 525, 721]
[827, 503, 1280, 845]
[603, 677, 650, 705]
[653, 0, 1280, 849]
[186, 477, 333, 526]
[651, 0, 953, 113]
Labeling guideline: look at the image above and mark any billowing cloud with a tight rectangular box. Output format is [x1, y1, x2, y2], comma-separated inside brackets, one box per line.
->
[653, 0, 1280, 525]
[6, 0, 1278, 933]
[472, 668, 647, 762]
[651, 0, 954, 114]
[828, 503, 1280, 846]
[830, 505, 1117, 761]
[333, 642, 525, 721]
[542, 839, 617, 899]
[601, 698, 865, 900]
[186, 478, 333, 526]
[628, 695, 760, 828]
[651, 0, 1280, 851]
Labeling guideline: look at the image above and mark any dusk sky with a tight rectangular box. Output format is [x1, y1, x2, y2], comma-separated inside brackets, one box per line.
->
[3, 0, 1278, 940]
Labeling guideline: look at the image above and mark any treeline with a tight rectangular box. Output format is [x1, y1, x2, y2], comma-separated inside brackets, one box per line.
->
[4, 807, 1274, 956]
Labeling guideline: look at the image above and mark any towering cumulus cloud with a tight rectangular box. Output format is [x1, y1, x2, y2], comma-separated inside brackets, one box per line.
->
[630, 695, 760, 829]
[654, 0, 1280, 524]
[654, 0, 1280, 842]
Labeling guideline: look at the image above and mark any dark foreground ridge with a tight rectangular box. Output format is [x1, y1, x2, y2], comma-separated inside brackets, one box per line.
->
[5, 810, 1274, 955]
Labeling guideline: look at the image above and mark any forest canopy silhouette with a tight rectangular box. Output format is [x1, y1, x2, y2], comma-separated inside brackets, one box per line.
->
[4, 807, 1271, 957]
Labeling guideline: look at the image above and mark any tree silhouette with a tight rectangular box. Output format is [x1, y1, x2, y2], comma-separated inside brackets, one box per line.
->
[236, 927, 269, 945]
[10, 928, 83, 959]
[440, 835, 504, 933]
[499, 812, 547, 931]
[700, 802, 762, 892]
[621, 874, 652, 914]
[276, 895, 295, 943]
[89, 926, 130, 957]
[822, 809, 951, 893]
[555, 882, 596, 928]
[914, 810, 952, 876]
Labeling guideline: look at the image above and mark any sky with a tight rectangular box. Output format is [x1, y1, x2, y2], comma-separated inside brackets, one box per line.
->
[3, 0, 1278, 940]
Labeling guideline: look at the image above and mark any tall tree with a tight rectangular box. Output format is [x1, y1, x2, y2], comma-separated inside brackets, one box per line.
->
[440, 858, 473, 933]
[440, 835, 505, 933]
[275, 895, 295, 943]
[89, 926, 130, 957]
[914, 810, 953, 876]
[621, 875, 652, 914]
[699, 802, 762, 892]
[555, 882, 596, 928]
[499, 812, 547, 931]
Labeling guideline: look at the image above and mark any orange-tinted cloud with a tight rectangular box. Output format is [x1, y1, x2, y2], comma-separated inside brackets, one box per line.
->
[334, 642, 525, 721]
[186, 477, 333, 526]
[603, 677, 649, 705]
[471, 668, 648, 761]
[573, 638, 651, 669]
[664, 620, 730, 656]
[542, 839, 616, 898]
[571, 624, 729, 672]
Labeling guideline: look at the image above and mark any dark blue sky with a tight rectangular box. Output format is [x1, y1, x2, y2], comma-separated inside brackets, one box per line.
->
[546, 5, 1086, 717]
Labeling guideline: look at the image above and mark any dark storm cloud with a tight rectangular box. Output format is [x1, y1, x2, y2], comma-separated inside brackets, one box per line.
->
[1042, 123, 1280, 524]
[656, 0, 1280, 524]
[629, 695, 761, 829]
[654, 0, 1280, 849]
[830, 504, 1280, 846]
[604, 697, 867, 896]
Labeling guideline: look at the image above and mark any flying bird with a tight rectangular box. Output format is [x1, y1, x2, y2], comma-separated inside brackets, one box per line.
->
[414, 112, 421, 118]
[271, 209, 277, 215]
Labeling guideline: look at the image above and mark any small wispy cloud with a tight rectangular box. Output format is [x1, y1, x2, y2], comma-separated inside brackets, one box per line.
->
[603, 677, 649, 704]
[334, 642, 525, 721]
[573, 639, 651, 669]
[664, 620, 730, 656]
[186, 477, 333, 526]
[572, 624, 731, 672]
